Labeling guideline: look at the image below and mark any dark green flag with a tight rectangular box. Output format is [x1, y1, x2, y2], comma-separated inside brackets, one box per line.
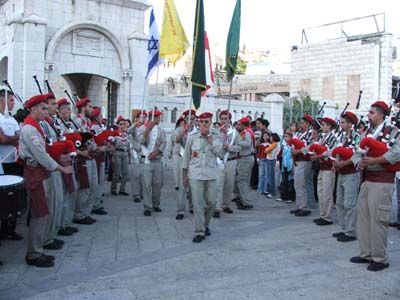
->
[191, 0, 206, 109]
[226, 0, 241, 82]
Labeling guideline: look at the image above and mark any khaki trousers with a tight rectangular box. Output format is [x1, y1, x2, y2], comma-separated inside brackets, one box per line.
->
[336, 173, 359, 237]
[216, 159, 236, 211]
[189, 179, 217, 236]
[294, 161, 312, 210]
[358, 181, 393, 263]
[60, 174, 77, 228]
[27, 177, 51, 259]
[93, 161, 105, 210]
[43, 171, 63, 245]
[317, 170, 336, 221]
[172, 154, 181, 188]
[111, 151, 129, 193]
[234, 156, 254, 205]
[141, 160, 163, 210]
[129, 159, 142, 198]
[175, 156, 188, 214]
[75, 159, 98, 220]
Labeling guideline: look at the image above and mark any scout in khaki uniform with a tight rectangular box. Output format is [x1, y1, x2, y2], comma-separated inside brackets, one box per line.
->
[182, 112, 222, 243]
[310, 117, 338, 226]
[350, 101, 400, 271]
[138, 110, 166, 216]
[54, 98, 80, 235]
[40, 93, 67, 249]
[290, 115, 314, 217]
[111, 116, 130, 195]
[19, 95, 72, 267]
[90, 107, 109, 215]
[73, 98, 98, 225]
[127, 112, 146, 203]
[332, 111, 360, 242]
[214, 110, 239, 218]
[234, 117, 255, 210]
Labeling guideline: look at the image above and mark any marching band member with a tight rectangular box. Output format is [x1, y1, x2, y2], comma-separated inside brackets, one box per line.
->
[234, 117, 255, 210]
[332, 111, 360, 242]
[137, 110, 166, 216]
[350, 101, 400, 271]
[40, 93, 67, 247]
[90, 107, 109, 215]
[127, 112, 146, 203]
[214, 110, 239, 218]
[290, 114, 314, 217]
[54, 98, 79, 235]
[111, 116, 130, 196]
[19, 95, 72, 267]
[182, 112, 222, 243]
[72, 98, 98, 225]
[310, 117, 338, 226]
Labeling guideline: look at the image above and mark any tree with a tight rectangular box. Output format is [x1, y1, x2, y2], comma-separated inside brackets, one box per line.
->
[283, 96, 320, 129]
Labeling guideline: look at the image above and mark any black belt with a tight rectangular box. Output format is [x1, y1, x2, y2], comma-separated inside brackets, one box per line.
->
[239, 153, 253, 158]
[227, 157, 238, 161]
[116, 149, 127, 152]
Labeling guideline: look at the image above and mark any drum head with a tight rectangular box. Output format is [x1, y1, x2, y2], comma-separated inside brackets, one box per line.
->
[0, 175, 24, 189]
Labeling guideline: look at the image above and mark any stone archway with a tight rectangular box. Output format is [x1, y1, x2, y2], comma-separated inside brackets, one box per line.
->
[45, 20, 132, 116]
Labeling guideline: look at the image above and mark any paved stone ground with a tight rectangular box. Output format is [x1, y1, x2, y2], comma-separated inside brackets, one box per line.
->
[0, 165, 399, 300]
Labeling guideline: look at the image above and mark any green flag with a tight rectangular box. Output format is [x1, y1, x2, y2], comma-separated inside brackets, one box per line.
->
[191, 0, 206, 109]
[226, 0, 241, 82]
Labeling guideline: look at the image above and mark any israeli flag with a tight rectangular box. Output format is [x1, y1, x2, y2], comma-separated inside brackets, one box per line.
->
[146, 9, 163, 79]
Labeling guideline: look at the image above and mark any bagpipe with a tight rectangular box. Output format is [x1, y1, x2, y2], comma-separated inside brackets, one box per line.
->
[331, 146, 354, 161]
[287, 138, 305, 150]
[357, 136, 400, 172]
[93, 128, 119, 146]
[308, 143, 327, 156]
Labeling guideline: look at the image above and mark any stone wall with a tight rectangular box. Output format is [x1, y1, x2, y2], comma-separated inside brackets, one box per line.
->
[291, 34, 394, 112]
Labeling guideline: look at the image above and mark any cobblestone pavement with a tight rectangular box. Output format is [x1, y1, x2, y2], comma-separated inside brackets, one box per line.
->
[0, 166, 399, 300]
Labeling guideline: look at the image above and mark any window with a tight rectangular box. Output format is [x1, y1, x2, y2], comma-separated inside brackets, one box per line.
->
[171, 108, 178, 124]
[346, 75, 360, 109]
[322, 77, 334, 100]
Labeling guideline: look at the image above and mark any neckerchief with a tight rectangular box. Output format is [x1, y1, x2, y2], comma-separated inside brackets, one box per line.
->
[24, 115, 45, 140]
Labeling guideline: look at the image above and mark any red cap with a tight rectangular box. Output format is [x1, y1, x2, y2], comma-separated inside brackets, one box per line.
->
[76, 97, 91, 109]
[91, 107, 102, 118]
[57, 98, 70, 108]
[24, 94, 49, 109]
[219, 110, 232, 119]
[302, 114, 314, 125]
[116, 115, 125, 123]
[148, 110, 162, 117]
[45, 93, 55, 100]
[198, 112, 213, 119]
[371, 101, 389, 114]
[178, 115, 186, 122]
[238, 117, 250, 124]
[342, 111, 358, 125]
[321, 117, 336, 127]
[183, 109, 197, 116]
[137, 111, 147, 118]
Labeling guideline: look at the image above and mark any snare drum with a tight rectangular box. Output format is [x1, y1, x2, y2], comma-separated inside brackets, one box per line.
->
[0, 175, 27, 218]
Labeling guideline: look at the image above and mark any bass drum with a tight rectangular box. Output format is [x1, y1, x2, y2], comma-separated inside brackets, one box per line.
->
[0, 175, 27, 219]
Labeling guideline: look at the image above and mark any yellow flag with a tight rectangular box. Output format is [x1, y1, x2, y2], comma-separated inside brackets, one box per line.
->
[160, 0, 189, 64]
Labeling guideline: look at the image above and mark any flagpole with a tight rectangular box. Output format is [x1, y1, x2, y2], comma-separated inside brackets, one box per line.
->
[140, 77, 147, 122]
[227, 78, 234, 113]
[152, 66, 161, 122]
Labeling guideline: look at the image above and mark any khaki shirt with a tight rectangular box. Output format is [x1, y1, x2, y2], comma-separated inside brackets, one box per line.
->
[138, 124, 166, 159]
[172, 128, 184, 156]
[221, 127, 241, 159]
[40, 119, 59, 144]
[114, 132, 130, 151]
[238, 130, 254, 156]
[182, 130, 223, 180]
[19, 124, 58, 171]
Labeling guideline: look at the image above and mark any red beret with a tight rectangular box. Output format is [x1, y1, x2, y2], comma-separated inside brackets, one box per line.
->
[371, 101, 389, 114]
[45, 93, 55, 100]
[148, 110, 162, 117]
[219, 110, 232, 119]
[57, 98, 70, 108]
[238, 117, 250, 124]
[91, 107, 102, 118]
[76, 97, 91, 109]
[198, 112, 213, 119]
[116, 115, 125, 123]
[302, 114, 314, 125]
[183, 109, 197, 116]
[178, 115, 186, 122]
[24, 94, 48, 109]
[321, 117, 336, 127]
[342, 111, 358, 125]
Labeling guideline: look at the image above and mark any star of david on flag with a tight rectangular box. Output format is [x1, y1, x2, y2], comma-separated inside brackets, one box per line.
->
[146, 9, 163, 78]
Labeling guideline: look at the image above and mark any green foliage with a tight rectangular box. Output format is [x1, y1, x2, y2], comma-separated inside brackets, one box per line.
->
[283, 96, 320, 129]
[236, 56, 247, 75]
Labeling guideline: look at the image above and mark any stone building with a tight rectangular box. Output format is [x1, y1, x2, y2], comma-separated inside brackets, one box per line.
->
[0, 0, 149, 121]
[291, 33, 394, 112]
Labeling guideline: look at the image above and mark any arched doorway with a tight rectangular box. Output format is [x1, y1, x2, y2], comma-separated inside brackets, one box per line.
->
[0, 57, 8, 80]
